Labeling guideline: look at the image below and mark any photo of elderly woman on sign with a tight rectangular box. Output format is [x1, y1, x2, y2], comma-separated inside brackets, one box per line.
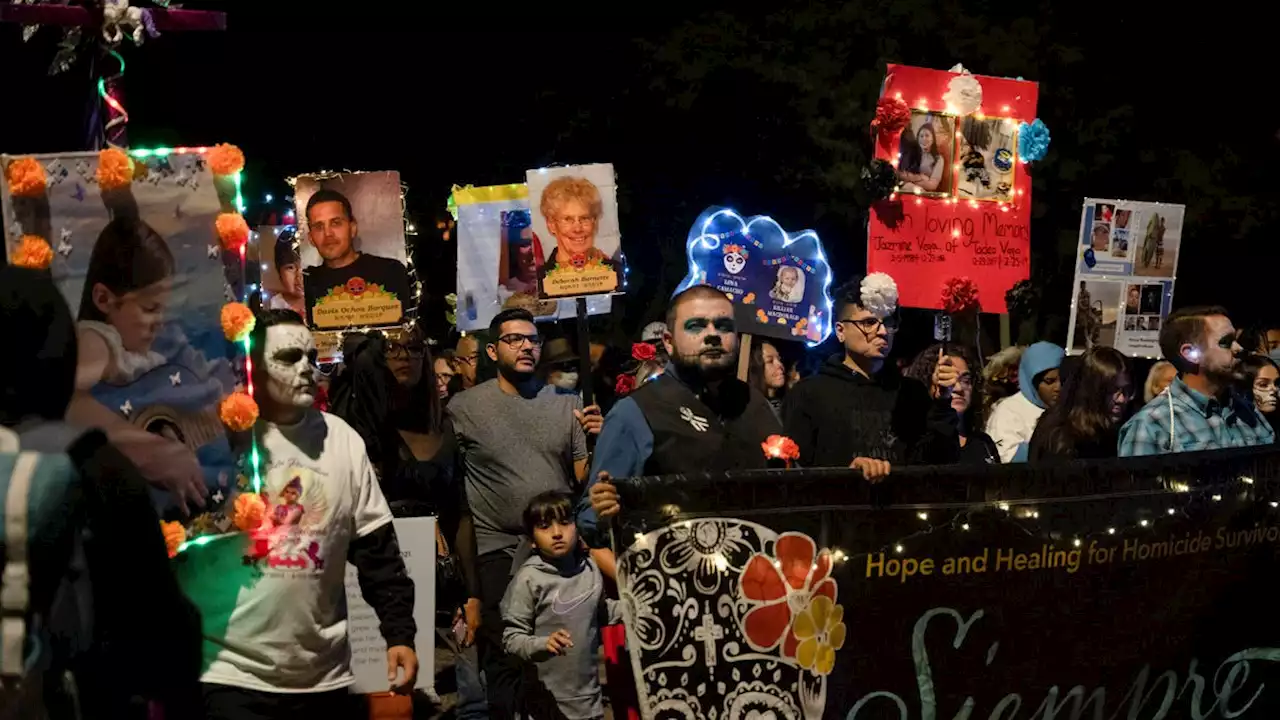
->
[527, 163, 624, 299]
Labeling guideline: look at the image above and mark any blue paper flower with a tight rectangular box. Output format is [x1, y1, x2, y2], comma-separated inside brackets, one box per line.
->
[1083, 247, 1096, 268]
[1017, 118, 1051, 163]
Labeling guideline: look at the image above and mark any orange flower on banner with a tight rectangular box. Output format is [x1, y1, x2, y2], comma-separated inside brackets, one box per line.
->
[161, 521, 185, 558]
[6, 157, 46, 197]
[207, 143, 245, 176]
[219, 390, 259, 432]
[739, 532, 836, 658]
[12, 235, 54, 269]
[215, 213, 250, 251]
[220, 302, 256, 342]
[233, 493, 267, 532]
[96, 148, 133, 190]
[761, 435, 800, 465]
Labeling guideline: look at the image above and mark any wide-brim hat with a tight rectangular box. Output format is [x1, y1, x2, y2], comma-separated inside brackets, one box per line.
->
[541, 338, 578, 366]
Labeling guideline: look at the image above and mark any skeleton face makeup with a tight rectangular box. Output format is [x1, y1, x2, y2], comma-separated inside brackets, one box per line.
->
[263, 324, 318, 410]
[723, 251, 746, 275]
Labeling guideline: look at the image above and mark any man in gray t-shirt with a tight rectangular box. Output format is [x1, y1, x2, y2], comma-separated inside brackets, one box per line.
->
[447, 307, 599, 718]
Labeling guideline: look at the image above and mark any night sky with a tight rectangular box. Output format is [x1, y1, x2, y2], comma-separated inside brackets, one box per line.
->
[2, 3, 1275, 355]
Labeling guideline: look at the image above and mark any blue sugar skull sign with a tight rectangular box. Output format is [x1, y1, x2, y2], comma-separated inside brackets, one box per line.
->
[675, 207, 834, 345]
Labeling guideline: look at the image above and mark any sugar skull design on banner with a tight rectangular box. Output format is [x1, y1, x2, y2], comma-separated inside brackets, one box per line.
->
[619, 521, 840, 719]
[675, 207, 833, 346]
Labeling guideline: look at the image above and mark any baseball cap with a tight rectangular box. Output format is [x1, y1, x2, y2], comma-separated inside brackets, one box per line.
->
[640, 322, 667, 342]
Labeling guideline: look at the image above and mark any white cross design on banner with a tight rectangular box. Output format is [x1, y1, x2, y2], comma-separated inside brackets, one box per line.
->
[680, 407, 709, 432]
[693, 611, 724, 667]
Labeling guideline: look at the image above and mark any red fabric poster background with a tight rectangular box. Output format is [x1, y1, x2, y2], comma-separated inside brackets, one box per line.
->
[866, 64, 1039, 313]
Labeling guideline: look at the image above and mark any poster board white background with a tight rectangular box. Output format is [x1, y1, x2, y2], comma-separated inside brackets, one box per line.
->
[453, 184, 611, 332]
[1066, 198, 1184, 358]
[345, 515, 437, 694]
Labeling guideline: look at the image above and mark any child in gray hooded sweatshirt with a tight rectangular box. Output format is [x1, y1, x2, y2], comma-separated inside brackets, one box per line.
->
[502, 491, 623, 719]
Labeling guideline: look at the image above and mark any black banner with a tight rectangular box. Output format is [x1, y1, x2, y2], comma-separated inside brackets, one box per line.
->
[613, 447, 1280, 720]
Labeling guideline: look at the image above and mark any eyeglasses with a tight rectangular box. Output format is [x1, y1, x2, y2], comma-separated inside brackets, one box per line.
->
[386, 343, 425, 359]
[456, 353, 477, 366]
[838, 315, 900, 337]
[497, 333, 544, 349]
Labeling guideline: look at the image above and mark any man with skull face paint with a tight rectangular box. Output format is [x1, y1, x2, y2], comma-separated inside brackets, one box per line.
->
[196, 310, 419, 718]
[581, 285, 784, 546]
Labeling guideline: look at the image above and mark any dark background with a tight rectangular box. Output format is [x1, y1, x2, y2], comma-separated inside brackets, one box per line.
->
[3, 2, 1275, 358]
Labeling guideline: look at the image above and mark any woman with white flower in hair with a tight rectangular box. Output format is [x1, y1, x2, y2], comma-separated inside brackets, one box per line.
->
[783, 273, 962, 477]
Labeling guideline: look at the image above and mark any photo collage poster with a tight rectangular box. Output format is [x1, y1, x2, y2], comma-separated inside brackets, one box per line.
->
[1, 150, 239, 524]
[293, 171, 412, 338]
[1066, 198, 1185, 358]
[453, 182, 613, 333]
[866, 64, 1039, 312]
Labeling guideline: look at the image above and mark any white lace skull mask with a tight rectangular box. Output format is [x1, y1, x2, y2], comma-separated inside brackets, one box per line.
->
[723, 250, 746, 275]
[262, 324, 318, 409]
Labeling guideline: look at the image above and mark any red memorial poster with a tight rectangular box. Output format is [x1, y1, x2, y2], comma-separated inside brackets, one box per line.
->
[866, 64, 1039, 313]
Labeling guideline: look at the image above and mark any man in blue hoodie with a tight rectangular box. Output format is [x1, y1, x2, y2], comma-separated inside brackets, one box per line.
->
[985, 341, 1065, 463]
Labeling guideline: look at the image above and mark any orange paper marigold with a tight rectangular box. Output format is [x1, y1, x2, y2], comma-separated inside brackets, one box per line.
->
[215, 213, 250, 251]
[6, 157, 46, 197]
[233, 493, 267, 532]
[13, 235, 54, 269]
[96, 148, 133, 190]
[219, 390, 259, 432]
[161, 521, 186, 558]
[207, 143, 245, 176]
[221, 302, 256, 342]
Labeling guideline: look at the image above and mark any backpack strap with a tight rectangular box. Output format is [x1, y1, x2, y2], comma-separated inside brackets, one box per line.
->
[1, 451, 37, 678]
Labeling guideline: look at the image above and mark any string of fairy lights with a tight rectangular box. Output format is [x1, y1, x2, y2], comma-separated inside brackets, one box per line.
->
[623, 473, 1275, 570]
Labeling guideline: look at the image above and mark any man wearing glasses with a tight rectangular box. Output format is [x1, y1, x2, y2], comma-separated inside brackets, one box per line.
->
[454, 334, 481, 389]
[445, 307, 602, 717]
[783, 275, 960, 477]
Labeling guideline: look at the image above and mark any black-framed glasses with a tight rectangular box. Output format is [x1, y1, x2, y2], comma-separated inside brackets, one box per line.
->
[497, 333, 544, 349]
[838, 315, 900, 337]
[386, 343, 426, 359]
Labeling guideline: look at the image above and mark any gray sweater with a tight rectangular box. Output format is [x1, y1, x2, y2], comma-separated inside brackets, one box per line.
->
[501, 553, 622, 719]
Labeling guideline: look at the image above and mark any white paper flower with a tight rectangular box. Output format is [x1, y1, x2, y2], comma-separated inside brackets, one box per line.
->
[860, 273, 899, 318]
[943, 69, 983, 116]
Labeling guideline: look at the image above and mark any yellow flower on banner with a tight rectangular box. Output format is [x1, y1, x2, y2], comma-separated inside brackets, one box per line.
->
[793, 594, 846, 675]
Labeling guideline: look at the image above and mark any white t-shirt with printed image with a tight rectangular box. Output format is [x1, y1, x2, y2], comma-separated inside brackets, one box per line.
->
[183, 410, 393, 693]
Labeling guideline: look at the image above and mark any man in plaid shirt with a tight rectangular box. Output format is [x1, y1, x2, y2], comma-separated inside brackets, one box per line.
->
[1119, 305, 1274, 456]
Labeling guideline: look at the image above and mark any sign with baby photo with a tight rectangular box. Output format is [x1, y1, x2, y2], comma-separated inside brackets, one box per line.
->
[1, 149, 239, 507]
[675, 206, 834, 345]
[1066, 198, 1184, 358]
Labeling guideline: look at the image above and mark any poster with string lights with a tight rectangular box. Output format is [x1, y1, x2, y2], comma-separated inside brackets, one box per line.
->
[1066, 198, 1184, 358]
[610, 448, 1280, 719]
[292, 171, 413, 333]
[866, 65, 1047, 313]
[2, 144, 258, 556]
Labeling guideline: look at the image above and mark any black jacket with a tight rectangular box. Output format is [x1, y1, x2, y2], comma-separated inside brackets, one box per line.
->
[782, 354, 960, 468]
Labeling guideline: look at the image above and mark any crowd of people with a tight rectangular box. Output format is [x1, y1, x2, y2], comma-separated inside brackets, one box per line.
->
[4, 263, 1279, 720]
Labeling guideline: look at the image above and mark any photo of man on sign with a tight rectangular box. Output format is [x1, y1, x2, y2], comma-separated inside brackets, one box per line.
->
[296, 171, 411, 330]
